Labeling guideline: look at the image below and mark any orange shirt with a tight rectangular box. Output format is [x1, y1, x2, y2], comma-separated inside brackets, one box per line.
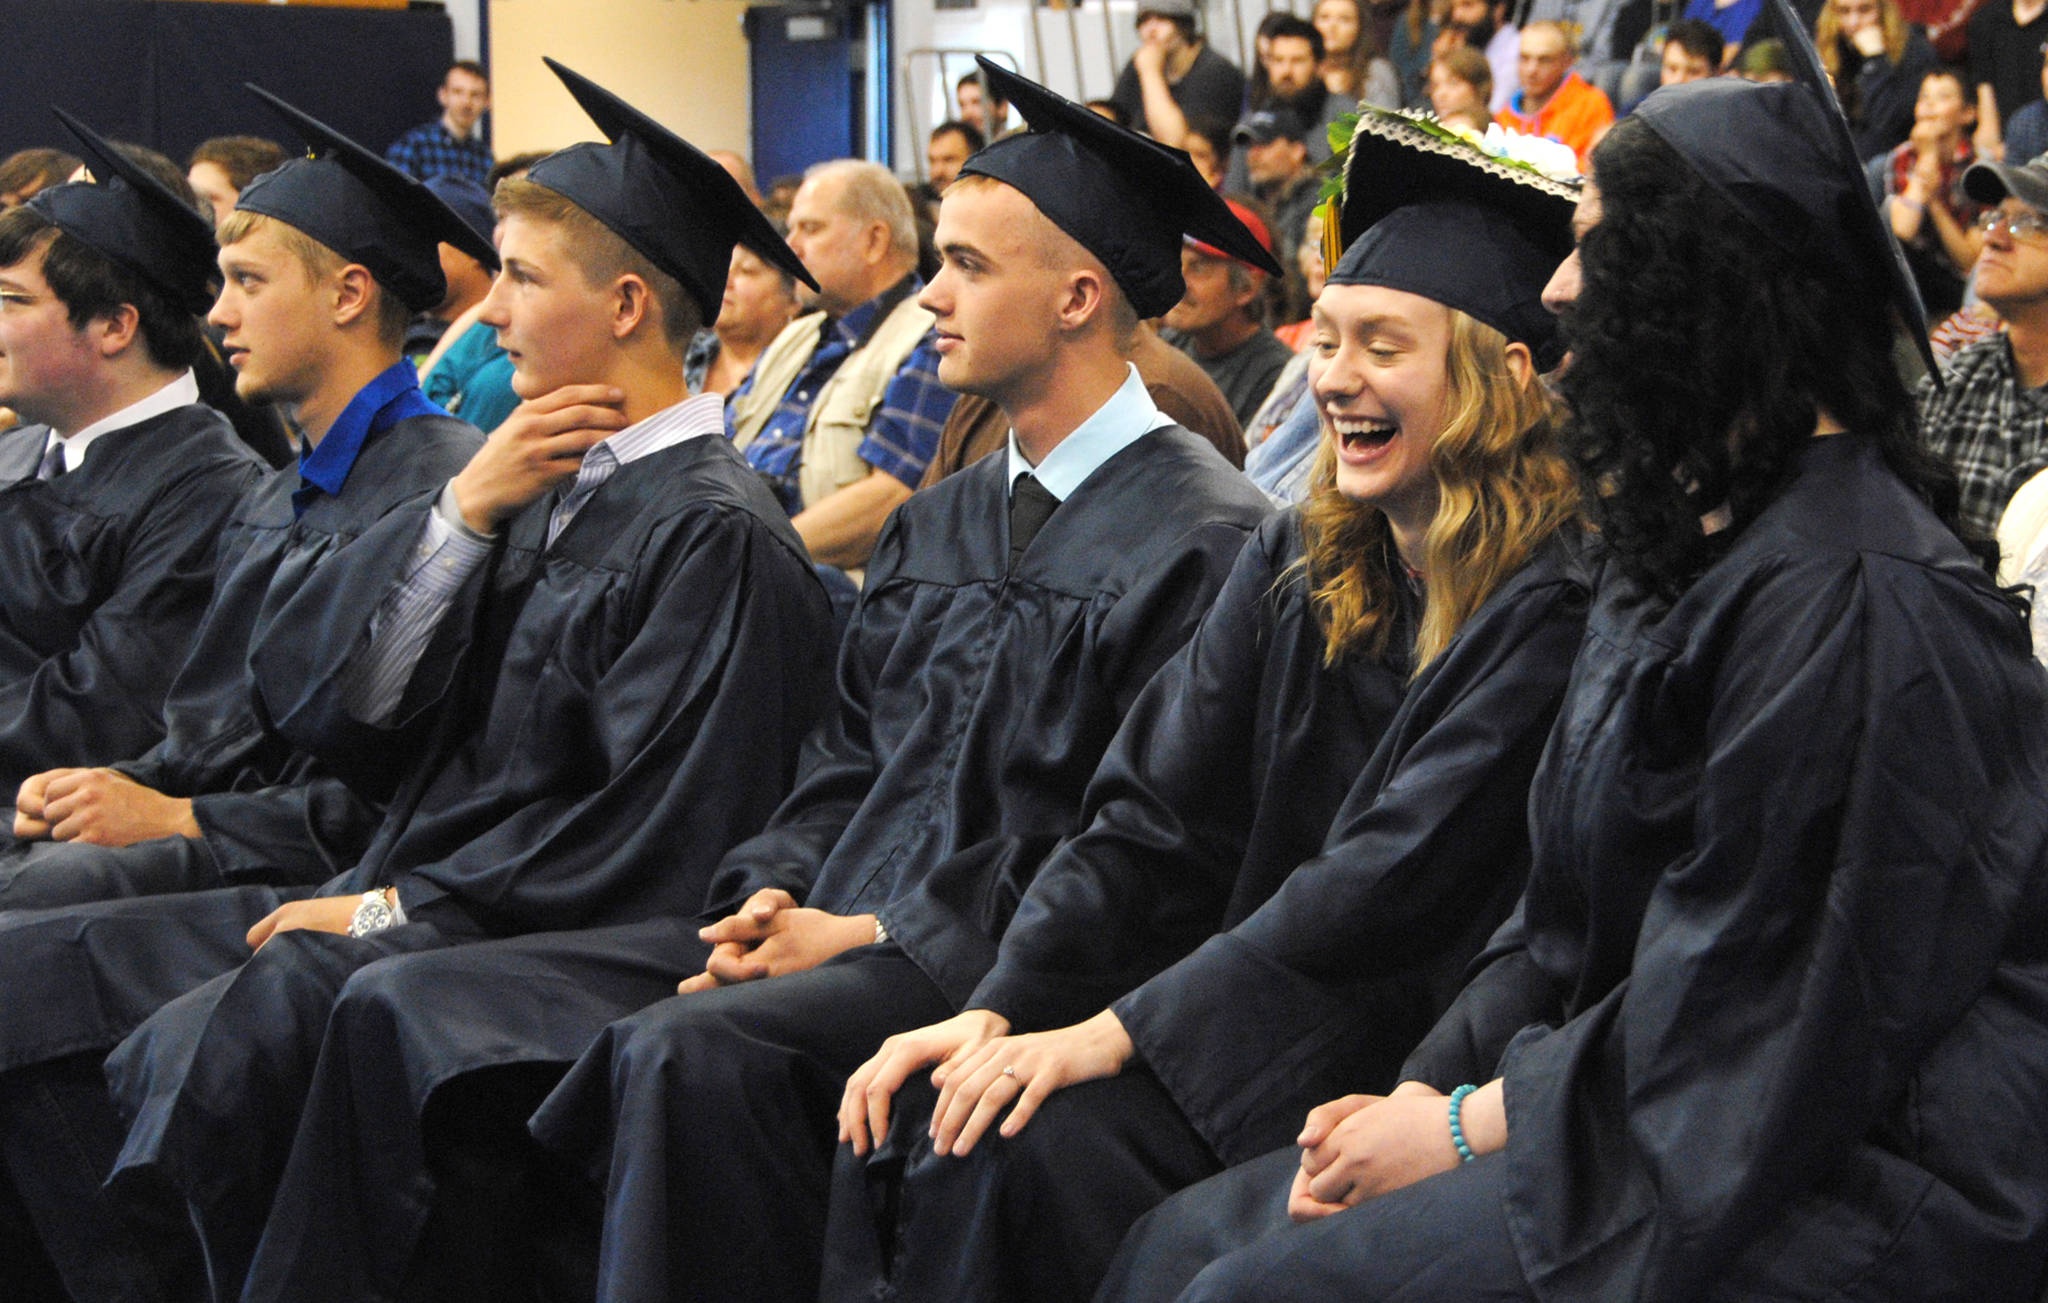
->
[1495, 71, 1615, 170]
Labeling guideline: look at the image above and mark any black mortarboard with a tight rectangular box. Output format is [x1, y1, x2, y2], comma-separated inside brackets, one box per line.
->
[529, 58, 815, 323]
[958, 57, 1282, 318]
[235, 84, 500, 312]
[29, 107, 218, 315]
[1322, 109, 1578, 371]
[1632, 0, 1933, 375]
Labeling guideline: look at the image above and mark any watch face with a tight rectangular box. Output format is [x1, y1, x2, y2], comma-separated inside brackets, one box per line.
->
[349, 899, 394, 938]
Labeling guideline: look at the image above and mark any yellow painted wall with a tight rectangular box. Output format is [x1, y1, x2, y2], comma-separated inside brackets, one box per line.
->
[487, 0, 752, 158]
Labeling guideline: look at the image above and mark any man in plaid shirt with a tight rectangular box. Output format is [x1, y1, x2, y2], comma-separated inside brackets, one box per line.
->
[1918, 154, 2048, 540]
[727, 161, 956, 574]
[383, 61, 493, 188]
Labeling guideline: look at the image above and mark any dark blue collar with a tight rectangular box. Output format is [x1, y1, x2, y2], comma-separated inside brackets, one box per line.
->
[294, 361, 448, 517]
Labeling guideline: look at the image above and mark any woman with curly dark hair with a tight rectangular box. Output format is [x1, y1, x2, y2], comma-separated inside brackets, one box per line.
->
[1096, 10, 2048, 1302]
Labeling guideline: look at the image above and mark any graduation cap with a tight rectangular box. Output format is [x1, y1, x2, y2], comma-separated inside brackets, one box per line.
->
[235, 84, 501, 313]
[526, 58, 816, 324]
[27, 107, 219, 315]
[1632, 0, 1934, 376]
[1321, 109, 1580, 371]
[957, 56, 1282, 319]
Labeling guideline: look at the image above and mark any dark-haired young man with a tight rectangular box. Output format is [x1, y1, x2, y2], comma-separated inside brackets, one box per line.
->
[0, 114, 266, 800]
[0, 101, 490, 913]
[0, 74, 834, 1303]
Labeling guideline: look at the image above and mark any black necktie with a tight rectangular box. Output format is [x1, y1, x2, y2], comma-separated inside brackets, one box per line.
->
[1009, 473, 1059, 570]
[36, 441, 65, 481]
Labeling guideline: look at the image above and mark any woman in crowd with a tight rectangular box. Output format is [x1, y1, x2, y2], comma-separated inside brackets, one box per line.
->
[1316, 0, 1404, 108]
[1181, 114, 1233, 189]
[1427, 46, 1495, 130]
[1387, 0, 1447, 106]
[1818, 0, 1938, 160]
[823, 112, 1594, 1303]
[1098, 53, 2048, 1303]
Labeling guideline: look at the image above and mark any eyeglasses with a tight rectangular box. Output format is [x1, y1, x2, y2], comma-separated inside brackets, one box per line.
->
[1974, 208, 2048, 240]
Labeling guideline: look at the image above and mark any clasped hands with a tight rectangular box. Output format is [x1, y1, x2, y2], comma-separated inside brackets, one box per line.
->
[677, 887, 879, 995]
[14, 767, 200, 845]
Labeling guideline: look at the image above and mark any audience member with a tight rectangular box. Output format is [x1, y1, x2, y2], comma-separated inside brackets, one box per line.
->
[0, 147, 81, 207]
[1819, 0, 1938, 160]
[0, 66, 835, 1303]
[1661, 17, 1724, 82]
[926, 118, 984, 190]
[726, 160, 956, 573]
[1429, 45, 1497, 127]
[956, 68, 1014, 139]
[405, 174, 497, 359]
[1163, 200, 1296, 428]
[1312, 0, 1403, 108]
[1108, 0, 1247, 146]
[687, 241, 803, 395]
[487, 150, 549, 191]
[709, 148, 763, 205]
[1684, 0, 1766, 65]
[1918, 154, 2048, 536]
[185, 135, 288, 228]
[2, 99, 489, 912]
[1182, 115, 1234, 187]
[1736, 32, 1797, 78]
[383, 59, 493, 186]
[1994, 455, 2048, 663]
[0, 112, 265, 798]
[763, 172, 802, 222]
[1386, 0, 1443, 105]
[1086, 97, 1130, 125]
[1497, 21, 1616, 167]
[1969, 0, 2048, 159]
[1883, 66, 1985, 317]
[1525, 0, 1636, 100]
[1999, 38, 2048, 162]
[1233, 108, 1324, 288]
[1249, 14, 1370, 167]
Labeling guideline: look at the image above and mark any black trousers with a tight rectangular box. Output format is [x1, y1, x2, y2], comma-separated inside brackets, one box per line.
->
[823, 1067, 1219, 1303]
[1098, 1145, 1533, 1303]
[529, 944, 954, 1303]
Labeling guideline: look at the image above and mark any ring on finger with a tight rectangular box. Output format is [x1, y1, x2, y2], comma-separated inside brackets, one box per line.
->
[1002, 1064, 1017, 1078]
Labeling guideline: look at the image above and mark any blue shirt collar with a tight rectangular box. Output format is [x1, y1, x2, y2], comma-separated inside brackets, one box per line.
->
[296, 361, 447, 515]
[830, 274, 922, 351]
[1005, 364, 1172, 502]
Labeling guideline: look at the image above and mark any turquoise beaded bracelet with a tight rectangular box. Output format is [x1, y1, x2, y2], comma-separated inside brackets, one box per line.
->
[1448, 1083, 1478, 1163]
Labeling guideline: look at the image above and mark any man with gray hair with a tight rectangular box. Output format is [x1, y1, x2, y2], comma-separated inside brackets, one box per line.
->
[727, 159, 957, 577]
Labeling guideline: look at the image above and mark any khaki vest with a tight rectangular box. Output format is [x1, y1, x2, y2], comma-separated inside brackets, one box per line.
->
[728, 294, 936, 512]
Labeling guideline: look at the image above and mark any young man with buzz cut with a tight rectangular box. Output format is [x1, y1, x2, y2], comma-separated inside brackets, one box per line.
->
[0, 97, 492, 913]
[253, 57, 1279, 1303]
[0, 69, 834, 1303]
[0, 113, 267, 802]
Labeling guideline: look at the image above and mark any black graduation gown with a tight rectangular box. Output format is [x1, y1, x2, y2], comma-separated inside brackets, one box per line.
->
[0, 405, 265, 794]
[0, 413, 482, 908]
[448, 425, 1273, 1303]
[825, 525, 1596, 1303]
[1114, 434, 2048, 1303]
[0, 432, 833, 1302]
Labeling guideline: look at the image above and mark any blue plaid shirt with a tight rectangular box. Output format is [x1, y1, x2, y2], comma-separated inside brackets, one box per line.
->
[383, 120, 492, 187]
[729, 276, 955, 516]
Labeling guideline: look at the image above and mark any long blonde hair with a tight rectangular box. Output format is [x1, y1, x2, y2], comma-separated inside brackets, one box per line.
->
[1816, 0, 1909, 76]
[1296, 309, 1579, 674]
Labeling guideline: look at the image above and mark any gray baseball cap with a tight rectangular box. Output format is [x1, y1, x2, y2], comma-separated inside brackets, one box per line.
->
[1964, 157, 2048, 214]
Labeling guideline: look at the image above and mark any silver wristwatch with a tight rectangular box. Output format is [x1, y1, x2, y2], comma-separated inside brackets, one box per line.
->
[347, 889, 396, 938]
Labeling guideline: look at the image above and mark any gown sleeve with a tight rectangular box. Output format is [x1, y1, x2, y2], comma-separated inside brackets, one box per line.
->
[1499, 551, 2047, 1301]
[0, 456, 258, 789]
[1112, 554, 1590, 1160]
